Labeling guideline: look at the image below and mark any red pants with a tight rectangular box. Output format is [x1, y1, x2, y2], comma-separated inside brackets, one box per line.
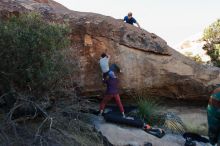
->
[100, 94, 124, 113]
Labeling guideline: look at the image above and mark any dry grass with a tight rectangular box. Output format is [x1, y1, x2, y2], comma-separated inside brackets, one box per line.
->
[0, 93, 105, 146]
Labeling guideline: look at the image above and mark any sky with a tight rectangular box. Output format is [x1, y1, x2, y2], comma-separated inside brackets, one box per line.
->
[54, 0, 220, 47]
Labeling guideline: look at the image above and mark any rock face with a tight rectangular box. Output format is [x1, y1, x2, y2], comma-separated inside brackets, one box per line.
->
[0, 0, 220, 100]
[92, 108, 209, 146]
[94, 118, 185, 146]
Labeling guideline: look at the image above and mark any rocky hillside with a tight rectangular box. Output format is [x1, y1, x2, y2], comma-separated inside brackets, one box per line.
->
[175, 33, 211, 64]
[1, 0, 220, 100]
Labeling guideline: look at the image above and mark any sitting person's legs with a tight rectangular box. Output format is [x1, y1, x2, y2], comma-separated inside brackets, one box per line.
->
[102, 64, 120, 81]
[110, 64, 121, 73]
[102, 71, 109, 80]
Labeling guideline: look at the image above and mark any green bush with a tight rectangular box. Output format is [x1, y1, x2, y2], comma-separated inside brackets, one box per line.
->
[130, 90, 163, 125]
[0, 13, 71, 94]
[203, 19, 220, 41]
[203, 19, 220, 67]
[137, 98, 163, 125]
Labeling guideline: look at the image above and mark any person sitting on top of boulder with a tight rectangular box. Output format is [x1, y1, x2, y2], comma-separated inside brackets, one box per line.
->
[207, 84, 220, 146]
[99, 53, 121, 80]
[124, 12, 140, 29]
[99, 71, 125, 118]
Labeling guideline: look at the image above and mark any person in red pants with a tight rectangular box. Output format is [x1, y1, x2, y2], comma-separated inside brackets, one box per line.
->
[99, 71, 125, 118]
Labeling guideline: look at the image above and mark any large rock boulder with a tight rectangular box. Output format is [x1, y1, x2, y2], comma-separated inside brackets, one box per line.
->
[0, 0, 220, 100]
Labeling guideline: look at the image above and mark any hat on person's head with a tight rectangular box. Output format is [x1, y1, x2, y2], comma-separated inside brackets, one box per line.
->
[108, 71, 116, 78]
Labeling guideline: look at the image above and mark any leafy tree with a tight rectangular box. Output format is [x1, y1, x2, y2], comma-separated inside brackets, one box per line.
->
[0, 13, 71, 94]
[203, 19, 220, 67]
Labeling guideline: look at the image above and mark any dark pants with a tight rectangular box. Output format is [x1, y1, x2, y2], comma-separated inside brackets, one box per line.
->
[102, 71, 109, 80]
[109, 64, 120, 73]
[102, 64, 120, 80]
[208, 125, 220, 145]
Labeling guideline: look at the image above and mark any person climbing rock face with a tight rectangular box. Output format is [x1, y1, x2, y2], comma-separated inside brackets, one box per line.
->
[99, 71, 125, 118]
[99, 53, 121, 80]
[124, 12, 140, 28]
[99, 53, 110, 80]
[207, 84, 220, 146]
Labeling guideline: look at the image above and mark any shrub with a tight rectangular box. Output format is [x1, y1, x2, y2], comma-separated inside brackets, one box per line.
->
[203, 19, 220, 67]
[137, 98, 163, 125]
[130, 90, 163, 125]
[0, 13, 71, 94]
[185, 52, 203, 64]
